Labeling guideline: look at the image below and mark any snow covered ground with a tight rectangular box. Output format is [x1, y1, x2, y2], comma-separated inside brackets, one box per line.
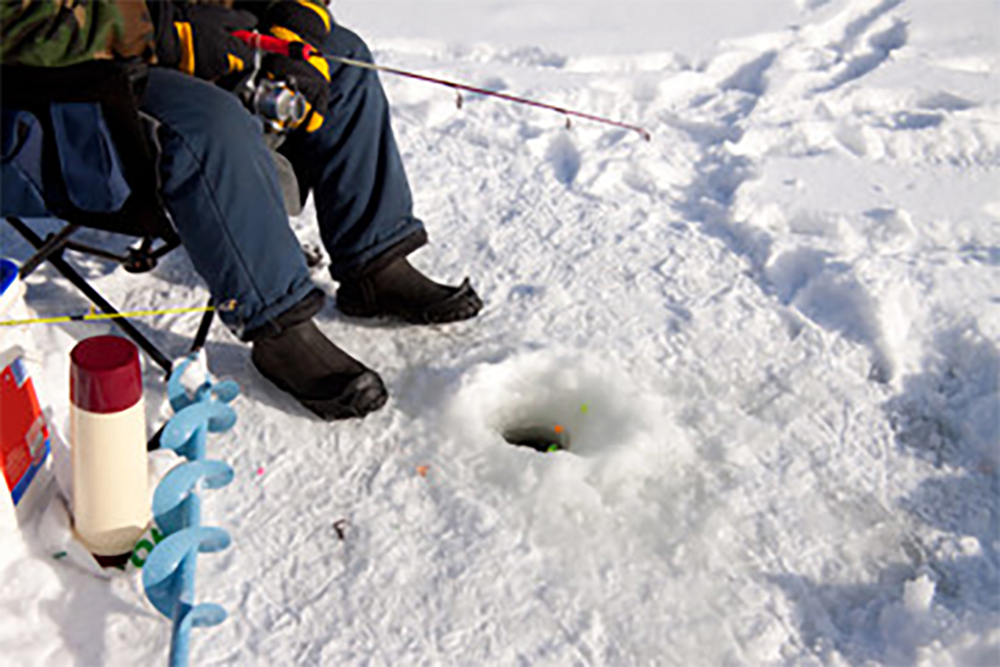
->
[2, 0, 998, 664]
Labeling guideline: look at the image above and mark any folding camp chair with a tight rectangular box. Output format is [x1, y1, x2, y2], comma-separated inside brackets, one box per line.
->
[1, 60, 214, 377]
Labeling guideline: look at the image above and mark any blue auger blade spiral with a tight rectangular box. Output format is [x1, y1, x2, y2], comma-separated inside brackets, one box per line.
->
[169, 603, 228, 667]
[209, 379, 240, 404]
[168, 355, 241, 412]
[161, 402, 237, 458]
[181, 602, 228, 629]
[143, 526, 231, 616]
[144, 525, 231, 667]
[160, 408, 207, 460]
[154, 460, 235, 536]
[152, 358, 240, 667]
[192, 378, 240, 405]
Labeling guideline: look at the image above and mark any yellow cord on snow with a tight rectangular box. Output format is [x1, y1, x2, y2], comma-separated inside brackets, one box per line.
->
[0, 303, 232, 327]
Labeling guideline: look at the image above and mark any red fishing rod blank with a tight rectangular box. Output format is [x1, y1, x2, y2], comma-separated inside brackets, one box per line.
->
[232, 30, 651, 141]
[233, 30, 317, 61]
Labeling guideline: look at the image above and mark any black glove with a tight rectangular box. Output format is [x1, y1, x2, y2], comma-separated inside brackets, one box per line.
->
[260, 0, 332, 49]
[258, 1, 334, 133]
[258, 54, 329, 132]
[156, 6, 257, 84]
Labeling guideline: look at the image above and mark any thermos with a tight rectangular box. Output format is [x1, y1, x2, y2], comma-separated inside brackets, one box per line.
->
[70, 335, 150, 559]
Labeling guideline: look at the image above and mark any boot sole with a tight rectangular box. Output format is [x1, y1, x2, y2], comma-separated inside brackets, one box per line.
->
[299, 371, 389, 421]
[337, 278, 484, 325]
[257, 364, 388, 421]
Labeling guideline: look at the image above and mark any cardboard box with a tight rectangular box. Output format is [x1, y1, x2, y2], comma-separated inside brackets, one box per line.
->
[1, 348, 51, 508]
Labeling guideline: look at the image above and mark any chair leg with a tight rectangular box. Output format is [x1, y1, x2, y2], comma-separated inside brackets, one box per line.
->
[5, 216, 174, 375]
[7, 218, 80, 278]
[191, 298, 215, 353]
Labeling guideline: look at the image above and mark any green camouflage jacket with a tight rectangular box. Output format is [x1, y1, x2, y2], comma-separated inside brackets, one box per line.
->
[0, 0, 156, 67]
[1, 1, 330, 68]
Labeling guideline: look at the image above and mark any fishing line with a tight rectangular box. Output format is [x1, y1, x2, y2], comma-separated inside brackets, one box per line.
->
[233, 31, 652, 141]
[0, 302, 234, 327]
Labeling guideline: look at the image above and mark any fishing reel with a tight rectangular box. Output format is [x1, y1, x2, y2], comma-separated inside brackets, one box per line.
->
[244, 77, 308, 134]
[237, 30, 309, 135]
[232, 30, 308, 215]
[239, 74, 307, 214]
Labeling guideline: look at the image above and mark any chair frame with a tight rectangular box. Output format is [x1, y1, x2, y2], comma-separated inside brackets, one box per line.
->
[4, 215, 210, 375]
[2, 60, 213, 376]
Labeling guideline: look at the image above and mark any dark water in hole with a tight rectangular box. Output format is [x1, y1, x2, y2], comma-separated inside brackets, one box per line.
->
[502, 425, 570, 453]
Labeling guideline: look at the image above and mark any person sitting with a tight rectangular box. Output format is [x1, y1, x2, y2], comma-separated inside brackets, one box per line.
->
[1, 0, 483, 421]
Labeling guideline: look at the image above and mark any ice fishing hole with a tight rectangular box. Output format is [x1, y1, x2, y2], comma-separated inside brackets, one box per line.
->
[502, 423, 571, 454]
[459, 353, 652, 459]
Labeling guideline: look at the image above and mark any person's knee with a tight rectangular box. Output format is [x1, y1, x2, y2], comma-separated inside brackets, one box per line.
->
[146, 70, 261, 157]
[192, 89, 261, 154]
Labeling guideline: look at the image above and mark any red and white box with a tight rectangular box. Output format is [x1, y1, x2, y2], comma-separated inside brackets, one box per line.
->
[1, 347, 51, 517]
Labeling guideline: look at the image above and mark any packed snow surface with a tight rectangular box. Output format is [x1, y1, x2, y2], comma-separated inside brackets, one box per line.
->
[2, 0, 998, 665]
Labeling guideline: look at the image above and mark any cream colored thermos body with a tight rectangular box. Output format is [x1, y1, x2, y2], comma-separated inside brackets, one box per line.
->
[70, 336, 150, 557]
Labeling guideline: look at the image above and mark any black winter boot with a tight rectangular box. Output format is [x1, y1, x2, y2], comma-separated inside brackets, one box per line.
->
[336, 257, 483, 325]
[250, 294, 387, 420]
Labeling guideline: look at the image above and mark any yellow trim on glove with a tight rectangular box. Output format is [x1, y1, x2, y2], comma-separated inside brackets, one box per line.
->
[227, 53, 245, 73]
[297, 0, 332, 33]
[269, 25, 303, 46]
[270, 25, 331, 81]
[305, 111, 324, 133]
[175, 22, 195, 75]
[307, 52, 330, 81]
[285, 99, 324, 134]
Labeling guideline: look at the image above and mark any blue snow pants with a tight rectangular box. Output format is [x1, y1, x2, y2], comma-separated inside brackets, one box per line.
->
[141, 26, 425, 339]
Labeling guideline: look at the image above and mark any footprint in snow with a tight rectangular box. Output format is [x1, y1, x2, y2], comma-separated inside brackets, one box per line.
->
[546, 133, 581, 186]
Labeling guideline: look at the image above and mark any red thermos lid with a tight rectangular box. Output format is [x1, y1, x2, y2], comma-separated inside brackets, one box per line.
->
[70, 336, 143, 413]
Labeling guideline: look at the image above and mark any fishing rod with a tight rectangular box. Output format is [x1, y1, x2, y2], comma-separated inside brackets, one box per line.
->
[0, 303, 230, 327]
[233, 31, 652, 141]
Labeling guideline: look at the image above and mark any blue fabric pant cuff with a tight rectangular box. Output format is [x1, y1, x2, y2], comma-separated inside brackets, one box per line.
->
[328, 224, 427, 281]
[228, 284, 325, 342]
